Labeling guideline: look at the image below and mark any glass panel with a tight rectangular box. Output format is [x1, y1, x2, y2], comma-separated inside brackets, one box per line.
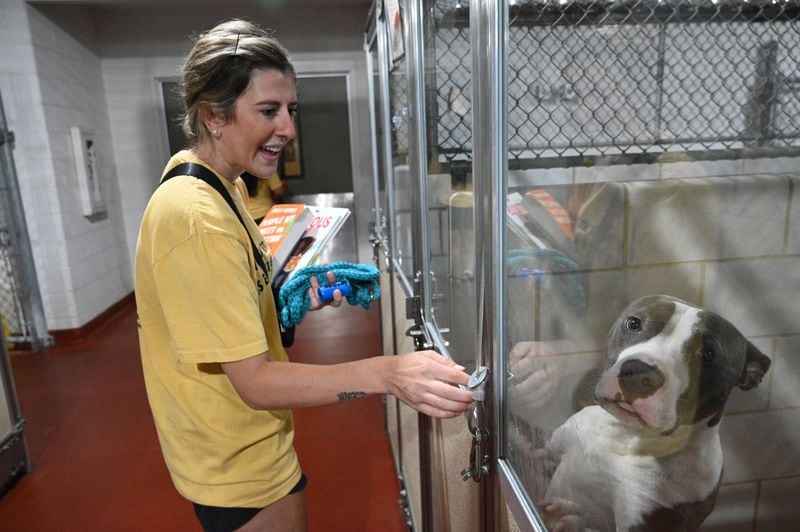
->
[422, 0, 476, 370]
[389, 48, 414, 281]
[502, 1, 800, 530]
[369, 34, 389, 250]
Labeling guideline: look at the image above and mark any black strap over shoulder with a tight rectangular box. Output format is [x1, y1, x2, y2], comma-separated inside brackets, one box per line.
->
[162, 163, 269, 275]
[160, 162, 295, 347]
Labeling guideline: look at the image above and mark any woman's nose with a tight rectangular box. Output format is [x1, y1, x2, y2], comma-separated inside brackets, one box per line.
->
[277, 110, 297, 139]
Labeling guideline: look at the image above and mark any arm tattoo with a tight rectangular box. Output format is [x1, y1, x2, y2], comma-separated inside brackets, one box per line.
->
[337, 391, 368, 402]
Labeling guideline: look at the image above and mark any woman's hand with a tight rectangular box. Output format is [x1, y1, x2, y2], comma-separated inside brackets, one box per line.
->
[383, 350, 474, 418]
[508, 341, 561, 411]
[308, 271, 344, 311]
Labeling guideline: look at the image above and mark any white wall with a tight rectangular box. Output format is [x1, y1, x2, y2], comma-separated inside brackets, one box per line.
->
[0, 0, 373, 331]
[101, 55, 185, 282]
[1, 0, 131, 330]
[102, 52, 373, 285]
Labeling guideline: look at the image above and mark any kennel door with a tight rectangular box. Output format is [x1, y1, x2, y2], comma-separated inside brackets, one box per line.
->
[494, 1, 800, 531]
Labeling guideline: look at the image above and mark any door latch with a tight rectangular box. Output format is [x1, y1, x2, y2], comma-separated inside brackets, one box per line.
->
[461, 366, 490, 482]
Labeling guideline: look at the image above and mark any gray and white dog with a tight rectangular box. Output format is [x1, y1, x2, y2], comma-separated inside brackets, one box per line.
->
[541, 295, 771, 532]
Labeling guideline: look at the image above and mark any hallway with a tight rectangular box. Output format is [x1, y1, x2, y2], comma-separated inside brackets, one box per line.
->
[0, 296, 406, 531]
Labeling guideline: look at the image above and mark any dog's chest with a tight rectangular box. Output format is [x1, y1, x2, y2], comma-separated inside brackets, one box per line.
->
[545, 406, 722, 530]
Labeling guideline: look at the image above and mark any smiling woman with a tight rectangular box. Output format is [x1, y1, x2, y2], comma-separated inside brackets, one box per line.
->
[134, 17, 473, 532]
[197, 67, 298, 181]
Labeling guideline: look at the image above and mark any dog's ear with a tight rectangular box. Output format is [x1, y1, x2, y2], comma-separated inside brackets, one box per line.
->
[737, 341, 771, 391]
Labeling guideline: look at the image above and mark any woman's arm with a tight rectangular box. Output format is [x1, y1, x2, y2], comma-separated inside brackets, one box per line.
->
[222, 350, 474, 418]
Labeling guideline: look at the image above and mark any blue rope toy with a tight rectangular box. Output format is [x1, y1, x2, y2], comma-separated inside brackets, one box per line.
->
[278, 262, 381, 328]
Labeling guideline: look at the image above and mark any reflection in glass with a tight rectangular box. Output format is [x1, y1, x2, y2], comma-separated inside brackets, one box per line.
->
[501, 1, 800, 530]
[423, 1, 476, 370]
[389, 54, 414, 280]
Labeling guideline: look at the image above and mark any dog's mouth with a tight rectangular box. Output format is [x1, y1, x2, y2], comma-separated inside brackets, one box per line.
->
[599, 396, 643, 424]
[598, 393, 681, 435]
[613, 399, 637, 415]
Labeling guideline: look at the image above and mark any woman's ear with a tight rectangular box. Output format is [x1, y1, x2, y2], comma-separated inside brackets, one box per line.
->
[200, 106, 226, 138]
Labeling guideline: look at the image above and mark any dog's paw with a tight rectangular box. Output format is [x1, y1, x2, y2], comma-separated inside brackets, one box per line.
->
[539, 497, 587, 532]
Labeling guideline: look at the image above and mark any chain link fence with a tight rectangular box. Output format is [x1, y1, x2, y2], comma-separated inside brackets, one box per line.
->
[0, 92, 50, 352]
[401, 0, 800, 171]
[0, 210, 24, 348]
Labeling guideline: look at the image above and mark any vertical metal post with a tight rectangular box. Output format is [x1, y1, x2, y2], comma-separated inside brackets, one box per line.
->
[754, 41, 779, 145]
[407, 0, 432, 319]
[0, 92, 51, 352]
[378, 2, 400, 269]
[470, 0, 507, 530]
[406, 0, 436, 530]
[0, 327, 29, 489]
[366, 10, 383, 249]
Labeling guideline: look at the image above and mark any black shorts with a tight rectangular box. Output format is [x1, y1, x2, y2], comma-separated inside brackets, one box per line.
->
[192, 474, 307, 532]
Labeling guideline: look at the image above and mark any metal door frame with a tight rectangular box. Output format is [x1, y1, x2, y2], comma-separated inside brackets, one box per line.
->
[366, 1, 547, 530]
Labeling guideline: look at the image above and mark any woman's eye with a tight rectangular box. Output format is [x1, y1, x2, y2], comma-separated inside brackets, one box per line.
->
[625, 316, 642, 332]
[260, 108, 278, 118]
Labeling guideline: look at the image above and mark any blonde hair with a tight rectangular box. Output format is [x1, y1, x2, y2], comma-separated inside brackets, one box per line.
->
[181, 19, 295, 146]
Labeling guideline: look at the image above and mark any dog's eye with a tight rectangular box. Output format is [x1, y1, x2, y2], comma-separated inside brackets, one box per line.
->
[625, 317, 642, 332]
[697, 347, 715, 362]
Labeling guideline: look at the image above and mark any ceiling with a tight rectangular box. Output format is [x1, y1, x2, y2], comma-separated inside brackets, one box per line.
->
[30, 0, 371, 6]
[28, 0, 374, 56]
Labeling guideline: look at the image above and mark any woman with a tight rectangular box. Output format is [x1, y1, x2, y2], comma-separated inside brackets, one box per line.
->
[134, 19, 473, 532]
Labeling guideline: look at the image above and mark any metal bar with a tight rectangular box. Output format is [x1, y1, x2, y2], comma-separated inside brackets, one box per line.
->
[0, 310, 30, 490]
[406, 0, 437, 530]
[470, 0, 506, 530]
[406, 0, 433, 324]
[653, 24, 667, 140]
[439, 1, 800, 28]
[497, 460, 547, 532]
[365, 21, 383, 249]
[379, 2, 401, 269]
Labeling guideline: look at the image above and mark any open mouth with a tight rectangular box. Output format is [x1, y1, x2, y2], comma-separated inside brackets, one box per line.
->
[259, 145, 282, 161]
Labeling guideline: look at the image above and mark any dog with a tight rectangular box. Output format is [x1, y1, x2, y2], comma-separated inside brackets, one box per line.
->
[540, 295, 771, 532]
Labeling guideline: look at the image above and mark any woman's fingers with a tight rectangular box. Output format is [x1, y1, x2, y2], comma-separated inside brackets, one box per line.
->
[401, 389, 473, 417]
[307, 272, 343, 309]
[389, 351, 474, 418]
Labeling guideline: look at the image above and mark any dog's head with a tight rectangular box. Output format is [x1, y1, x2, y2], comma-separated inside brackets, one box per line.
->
[595, 295, 770, 434]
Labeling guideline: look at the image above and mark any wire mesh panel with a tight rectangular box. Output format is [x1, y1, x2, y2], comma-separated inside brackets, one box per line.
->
[389, 53, 418, 280]
[430, 0, 800, 169]
[484, 2, 800, 530]
[433, 5, 473, 165]
[0, 92, 49, 351]
[0, 130, 28, 346]
[0, 207, 25, 345]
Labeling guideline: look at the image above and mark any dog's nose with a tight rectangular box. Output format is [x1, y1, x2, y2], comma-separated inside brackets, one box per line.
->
[618, 359, 664, 397]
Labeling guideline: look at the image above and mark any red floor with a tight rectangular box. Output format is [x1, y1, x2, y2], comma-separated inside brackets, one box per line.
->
[0, 298, 406, 532]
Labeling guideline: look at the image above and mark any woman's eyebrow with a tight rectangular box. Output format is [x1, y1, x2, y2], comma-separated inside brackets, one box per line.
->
[253, 99, 298, 106]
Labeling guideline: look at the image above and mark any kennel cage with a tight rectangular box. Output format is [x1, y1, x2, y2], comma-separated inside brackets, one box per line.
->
[0, 91, 51, 353]
[368, 0, 800, 530]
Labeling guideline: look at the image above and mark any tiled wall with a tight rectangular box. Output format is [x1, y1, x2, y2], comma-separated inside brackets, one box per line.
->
[0, 0, 373, 332]
[0, 0, 130, 330]
[508, 158, 800, 528]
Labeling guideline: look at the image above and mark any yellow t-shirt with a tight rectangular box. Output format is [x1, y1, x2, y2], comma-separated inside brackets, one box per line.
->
[135, 150, 300, 507]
